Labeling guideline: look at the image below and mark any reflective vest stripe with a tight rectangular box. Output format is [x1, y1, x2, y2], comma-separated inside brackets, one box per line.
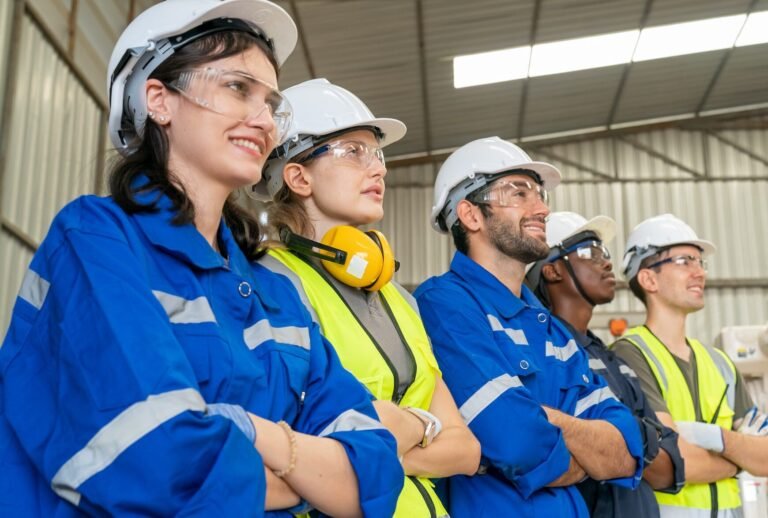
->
[152, 291, 217, 324]
[20, 269, 50, 310]
[459, 374, 523, 425]
[319, 409, 386, 437]
[243, 319, 310, 350]
[268, 249, 447, 518]
[51, 388, 205, 506]
[620, 326, 740, 511]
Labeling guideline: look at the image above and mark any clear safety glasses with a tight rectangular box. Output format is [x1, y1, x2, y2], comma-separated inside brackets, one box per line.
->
[550, 240, 611, 265]
[297, 140, 386, 170]
[167, 67, 293, 143]
[647, 254, 708, 273]
[471, 179, 549, 209]
[569, 240, 612, 264]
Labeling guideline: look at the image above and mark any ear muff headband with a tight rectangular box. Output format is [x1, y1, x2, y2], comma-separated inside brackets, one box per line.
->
[281, 226, 397, 291]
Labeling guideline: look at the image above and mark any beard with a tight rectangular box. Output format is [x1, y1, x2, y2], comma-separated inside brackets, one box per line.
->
[487, 212, 549, 264]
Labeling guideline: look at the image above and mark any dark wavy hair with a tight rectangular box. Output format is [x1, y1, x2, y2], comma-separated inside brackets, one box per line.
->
[108, 30, 278, 260]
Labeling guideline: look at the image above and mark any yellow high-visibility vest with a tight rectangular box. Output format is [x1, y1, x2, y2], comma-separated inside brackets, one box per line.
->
[270, 249, 447, 517]
[618, 325, 740, 515]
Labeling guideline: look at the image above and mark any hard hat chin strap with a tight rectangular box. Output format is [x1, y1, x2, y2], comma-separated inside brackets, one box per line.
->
[561, 255, 598, 307]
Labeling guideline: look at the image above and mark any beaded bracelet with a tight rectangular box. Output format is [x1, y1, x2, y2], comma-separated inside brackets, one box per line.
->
[274, 420, 297, 478]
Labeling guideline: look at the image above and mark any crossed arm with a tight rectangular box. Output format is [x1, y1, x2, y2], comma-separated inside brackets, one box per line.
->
[543, 406, 637, 481]
[656, 412, 739, 483]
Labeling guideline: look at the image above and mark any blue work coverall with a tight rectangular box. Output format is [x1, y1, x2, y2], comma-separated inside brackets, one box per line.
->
[414, 252, 644, 517]
[0, 188, 402, 516]
[559, 320, 684, 518]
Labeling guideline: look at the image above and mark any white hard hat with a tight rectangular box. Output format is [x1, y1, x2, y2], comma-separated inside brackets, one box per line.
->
[546, 212, 616, 248]
[524, 211, 616, 293]
[430, 137, 562, 233]
[622, 213, 715, 280]
[254, 78, 407, 199]
[107, 0, 297, 155]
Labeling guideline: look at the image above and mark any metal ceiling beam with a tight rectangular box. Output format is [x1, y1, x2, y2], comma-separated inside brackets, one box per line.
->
[67, 0, 78, 58]
[414, 0, 435, 168]
[696, 0, 759, 115]
[705, 130, 768, 169]
[527, 147, 615, 181]
[289, 0, 317, 78]
[388, 106, 768, 167]
[606, 0, 654, 127]
[515, 0, 542, 139]
[618, 135, 704, 178]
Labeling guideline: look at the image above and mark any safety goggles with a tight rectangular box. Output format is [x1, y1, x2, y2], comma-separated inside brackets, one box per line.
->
[646, 254, 707, 273]
[167, 67, 292, 143]
[470, 179, 549, 209]
[551, 239, 611, 265]
[297, 139, 385, 170]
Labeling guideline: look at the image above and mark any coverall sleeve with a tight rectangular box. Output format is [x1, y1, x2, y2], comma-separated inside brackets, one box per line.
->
[293, 322, 403, 517]
[1, 218, 266, 514]
[567, 360, 645, 489]
[416, 285, 572, 498]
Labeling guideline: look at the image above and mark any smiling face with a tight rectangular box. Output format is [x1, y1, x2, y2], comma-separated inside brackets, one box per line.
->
[650, 244, 707, 313]
[481, 174, 551, 263]
[298, 128, 387, 228]
[164, 45, 279, 193]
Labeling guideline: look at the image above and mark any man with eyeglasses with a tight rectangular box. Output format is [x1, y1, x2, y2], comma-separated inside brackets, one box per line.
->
[526, 212, 685, 518]
[414, 137, 644, 516]
[612, 213, 768, 518]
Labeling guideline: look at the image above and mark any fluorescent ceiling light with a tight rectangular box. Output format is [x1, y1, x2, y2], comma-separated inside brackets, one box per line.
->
[633, 14, 746, 61]
[453, 10, 768, 89]
[453, 47, 530, 88]
[736, 11, 768, 46]
[529, 30, 639, 77]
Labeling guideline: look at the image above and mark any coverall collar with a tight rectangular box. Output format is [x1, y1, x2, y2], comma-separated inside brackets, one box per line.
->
[449, 251, 544, 319]
[129, 178, 278, 310]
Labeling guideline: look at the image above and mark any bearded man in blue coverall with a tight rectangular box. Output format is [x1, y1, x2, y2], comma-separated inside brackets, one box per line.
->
[414, 137, 644, 517]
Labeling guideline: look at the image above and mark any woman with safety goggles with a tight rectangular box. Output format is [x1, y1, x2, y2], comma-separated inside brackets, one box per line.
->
[0, 1, 402, 516]
[255, 78, 481, 518]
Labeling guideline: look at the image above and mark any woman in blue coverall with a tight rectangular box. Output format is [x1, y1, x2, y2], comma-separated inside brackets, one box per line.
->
[0, 1, 401, 516]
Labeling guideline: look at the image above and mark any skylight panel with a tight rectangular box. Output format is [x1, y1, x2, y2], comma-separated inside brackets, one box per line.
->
[633, 14, 746, 61]
[529, 30, 639, 77]
[453, 47, 531, 88]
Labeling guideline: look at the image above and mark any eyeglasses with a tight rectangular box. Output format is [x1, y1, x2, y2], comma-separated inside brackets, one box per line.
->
[167, 67, 293, 143]
[471, 179, 549, 209]
[297, 140, 385, 170]
[646, 254, 708, 273]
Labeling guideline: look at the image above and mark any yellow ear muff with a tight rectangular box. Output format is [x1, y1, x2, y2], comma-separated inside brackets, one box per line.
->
[319, 226, 394, 291]
[364, 230, 395, 291]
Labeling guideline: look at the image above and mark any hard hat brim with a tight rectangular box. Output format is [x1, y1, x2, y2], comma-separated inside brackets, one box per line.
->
[563, 215, 617, 245]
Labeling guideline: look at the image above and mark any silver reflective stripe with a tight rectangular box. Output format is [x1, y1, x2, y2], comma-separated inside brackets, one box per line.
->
[51, 388, 205, 506]
[703, 346, 736, 412]
[659, 505, 743, 518]
[546, 339, 579, 362]
[589, 358, 607, 370]
[19, 269, 50, 310]
[319, 409, 385, 437]
[459, 374, 523, 425]
[624, 334, 668, 392]
[487, 314, 528, 345]
[575, 386, 618, 417]
[619, 364, 638, 378]
[243, 319, 310, 350]
[152, 290, 216, 324]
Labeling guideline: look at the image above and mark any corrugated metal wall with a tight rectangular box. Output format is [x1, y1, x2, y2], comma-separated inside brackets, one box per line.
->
[0, 12, 103, 333]
[382, 127, 768, 345]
